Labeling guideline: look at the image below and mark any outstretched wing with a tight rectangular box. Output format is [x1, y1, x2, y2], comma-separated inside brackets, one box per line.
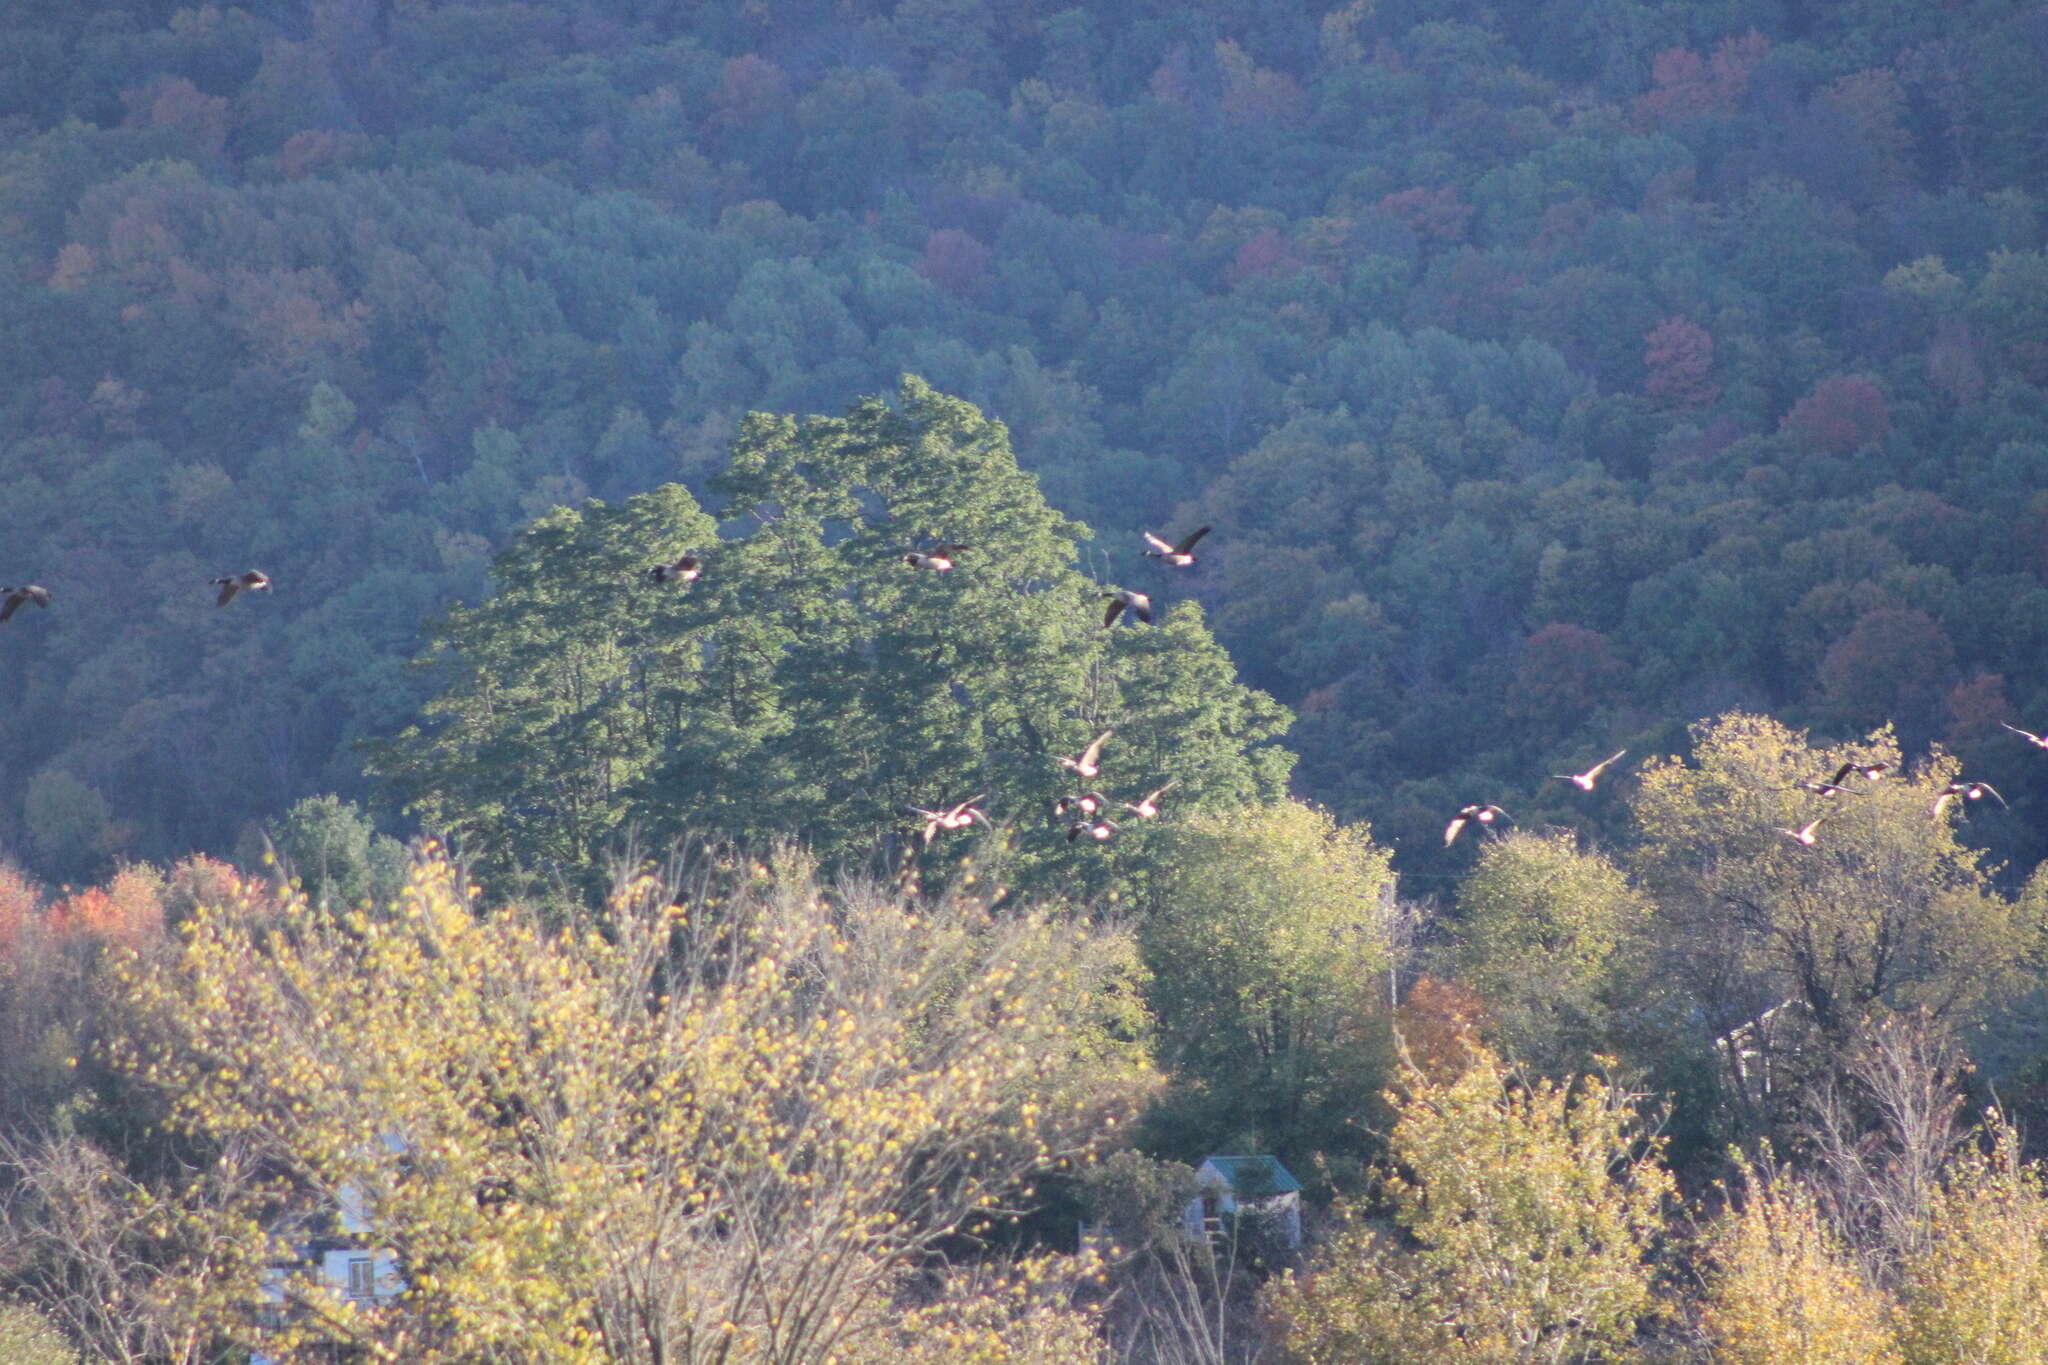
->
[1173, 525, 1212, 555]
[0, 592, 19, 624]
[1079, 730, 1113, 769]
[1102, 597, 1125, 628]
[1444, 816, 1468, 846]
[215, 580, 240, 607]
[1143, 532, 1174, 554]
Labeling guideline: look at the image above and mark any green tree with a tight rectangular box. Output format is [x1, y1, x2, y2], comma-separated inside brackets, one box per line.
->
[370, 481, 720, 877]
[1138, 801, 1394, 1180]
[270, 793, 407, 909]
[22, 769, 112, 885]
[1265, 1046, 1672, 1365]
[1453, 829, 1649, 1076]
[376, 378, 1292, 885]
[0, 1297, 81, 1365]
[1629, 714, 2032, 1065]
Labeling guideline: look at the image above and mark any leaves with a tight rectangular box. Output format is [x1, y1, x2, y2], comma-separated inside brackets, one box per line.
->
[86, 846, 1152, 1365]
[1266, 1046, 1672, 1365]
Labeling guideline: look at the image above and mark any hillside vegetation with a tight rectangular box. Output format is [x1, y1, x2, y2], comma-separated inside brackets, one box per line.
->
[2, 0, 2047, 879]
[6, 2, 2048, 1361]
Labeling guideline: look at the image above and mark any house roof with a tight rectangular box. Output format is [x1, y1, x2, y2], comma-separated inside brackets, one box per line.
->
[1197, 1154, 1302, 1196]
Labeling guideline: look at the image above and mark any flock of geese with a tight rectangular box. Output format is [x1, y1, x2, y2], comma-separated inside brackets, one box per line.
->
[12, 522, 2031, 861]
[3, 572, 270, 620]
[4, 523, 1211, 857]
[1446, 748, 2028, 851]
[890, 530, 1212, 849]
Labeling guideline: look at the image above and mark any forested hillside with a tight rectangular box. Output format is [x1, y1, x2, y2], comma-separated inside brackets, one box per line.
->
[7, 7, 2048, 1355]
[4, 0, 2048, 882]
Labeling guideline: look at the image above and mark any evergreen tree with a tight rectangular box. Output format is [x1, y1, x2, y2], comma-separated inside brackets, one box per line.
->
[374, 378, 1291, 884]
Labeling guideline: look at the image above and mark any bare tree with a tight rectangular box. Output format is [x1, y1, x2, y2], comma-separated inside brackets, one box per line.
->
[1800, 1010, 1971, 1275]
[0, 1130, 273, 1365]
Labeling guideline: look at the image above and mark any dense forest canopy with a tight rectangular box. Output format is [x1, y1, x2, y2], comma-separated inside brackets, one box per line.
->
[2, 0, 2047, 885]
[6, 4, 2048, 1360]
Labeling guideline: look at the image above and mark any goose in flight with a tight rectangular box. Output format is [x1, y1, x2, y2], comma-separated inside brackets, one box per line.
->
[1831, 761, 1889, 784]
[1788, 776, 1857, 799]
[1053, 792, 1108, 819]
[1142, 526, 1210, 567]
[1057, 730, 1113, 779]
[647, 556, 700, 585]
[2002, 722, 2048, 751]
[1444, 804, 1509, 846]
[904, 542, 969, 571]
[212, 571, 270, 607]
[1931, 780, 2006, 819]
[1779, 817, 1826, 846]
[905, 795, 989, 846]
[0, 584, 51, 623]
[1122, 781, 1178, 820]
[1554, 749, 1627, 792]
[1067, 817, 1118, 843]
[1102, 590, 1152, 627]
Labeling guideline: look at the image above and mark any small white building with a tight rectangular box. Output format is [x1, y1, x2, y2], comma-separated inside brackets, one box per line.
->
[1183, 1154, 1303, 1249]
[251, 1143, 407, 1364]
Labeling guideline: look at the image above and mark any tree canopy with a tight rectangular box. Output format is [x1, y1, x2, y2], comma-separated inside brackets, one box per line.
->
[373, 377, 1292, 886]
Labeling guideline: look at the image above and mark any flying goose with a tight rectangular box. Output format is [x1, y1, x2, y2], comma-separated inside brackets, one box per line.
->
[1554, 749, 1628, 792]
[1057, 730, 1113, 779]
[905, 795, 989, 846]
[1787, 776, 1857, 799]
[1101, 590, 1152, 627]
[1444, 804, 1509, 846]
[1053, 792, 1108, 819]
[212, 571, 270, 607]
[1142, 526, 1210, 567]
[1931, 780, 2006, 818]
[1122, 781, 1178, 820]
[1831, 761, 1889, 784]
[647, 556, 700, 585]
[1067, 817, 1118, 843]
[0, 584, 51, 623]
[2001, 722, 2048, 751]
[904, 542, 970, 571]
[1779, 817, 1827, 846]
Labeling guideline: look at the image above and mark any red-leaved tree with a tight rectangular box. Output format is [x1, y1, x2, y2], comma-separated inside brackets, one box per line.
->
[916, 228, 992, 296]
[1781, 375, 1890, 456]
[1644, 315, 1719, 407]
[1376, 187, 1474, 244]
[1509, 623, 1628, 723]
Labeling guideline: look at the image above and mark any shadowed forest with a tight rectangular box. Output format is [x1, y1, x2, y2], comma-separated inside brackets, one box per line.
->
[4, 1, 2048, 1361]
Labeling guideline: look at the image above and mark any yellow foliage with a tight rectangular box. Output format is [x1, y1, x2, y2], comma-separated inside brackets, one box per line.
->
[1266, 1045, 1671, 1365]
[1895, 1123, 2048, 1365]
[101, 847, 1155, 1364]
[1702, 1166, 1898, 1365]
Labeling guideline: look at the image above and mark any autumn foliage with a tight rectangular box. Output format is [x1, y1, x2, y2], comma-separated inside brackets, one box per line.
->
[1782, 375, 1892, 456]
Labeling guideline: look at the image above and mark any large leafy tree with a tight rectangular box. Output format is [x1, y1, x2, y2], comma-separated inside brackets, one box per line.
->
[1453, 829, 1650, 1078]
[1629, 713, 2034, 1052]
[53, 851, 1146, 1365]
[1137, 801, 1396, 1183]
[374, 377, 1291, 883]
